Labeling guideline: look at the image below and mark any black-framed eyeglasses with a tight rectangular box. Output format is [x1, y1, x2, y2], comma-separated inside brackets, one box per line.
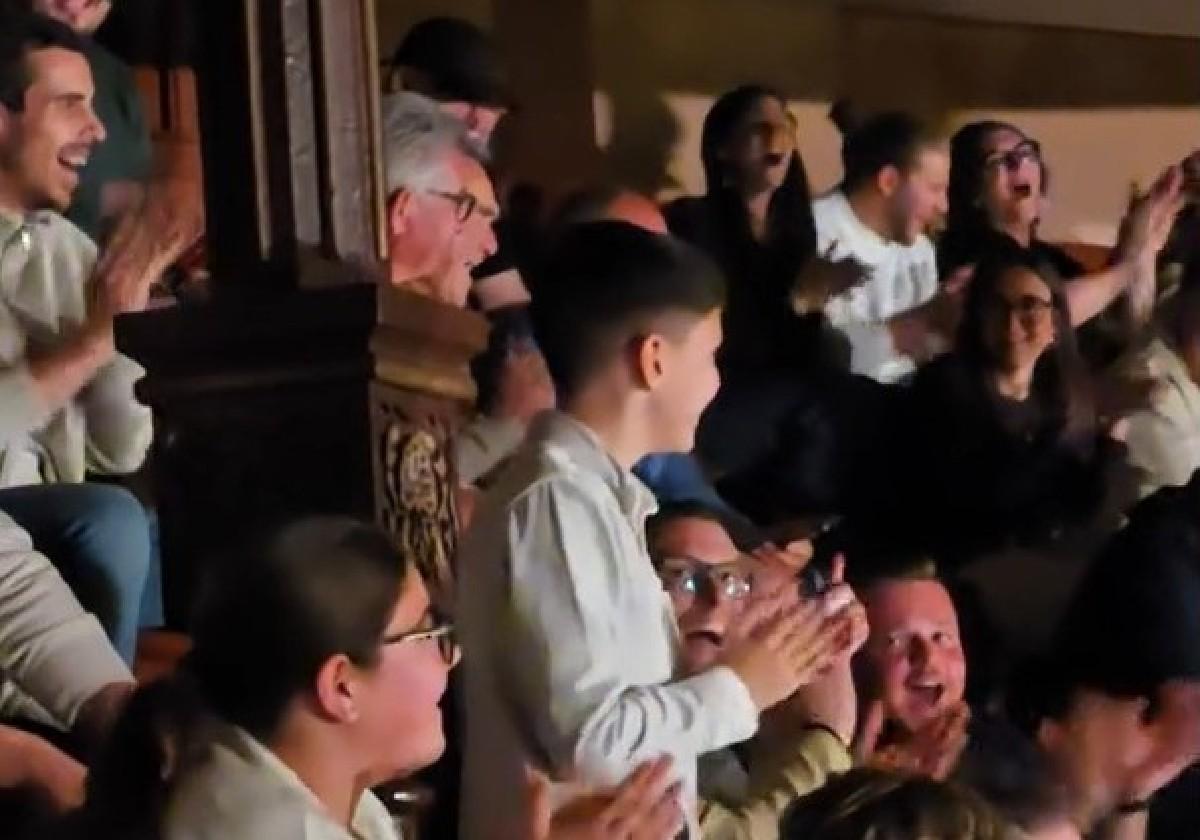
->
[425, 189, 498, 225]
[656, 558, 754, 603]
[983, 139, 1042, 174]
[987, 294, 1054, 328]
[382, 622, 458, 665]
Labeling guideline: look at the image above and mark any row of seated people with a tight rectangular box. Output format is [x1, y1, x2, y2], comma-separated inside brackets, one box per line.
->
[390, 17, 1200, 840]
[2, 7, 1200, 840]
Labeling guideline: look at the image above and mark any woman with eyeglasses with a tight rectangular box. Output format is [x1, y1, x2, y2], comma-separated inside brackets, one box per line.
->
[881, 240, 1125, 649]
[63, 517, 457, 840]
[939, 121, 1184, 358]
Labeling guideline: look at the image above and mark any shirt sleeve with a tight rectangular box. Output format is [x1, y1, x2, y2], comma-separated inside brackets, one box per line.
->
[500, 477, 759, 788]
[81, 352, 153, 476]
[699, 728, 852, 840]
[1125, 392, 1200, 496]
[454, 416, 525, 487]
[0, 512, 132, 729]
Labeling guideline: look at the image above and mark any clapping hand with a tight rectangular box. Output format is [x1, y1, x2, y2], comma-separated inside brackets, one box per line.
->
[793, 243, 871, 315]
[854, 699, 970, 781]
[525, 758, 684, 840]
[91, 179, 203, 320]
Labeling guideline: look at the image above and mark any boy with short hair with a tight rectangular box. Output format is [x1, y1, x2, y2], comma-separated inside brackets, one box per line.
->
[458, 222, 845, 839]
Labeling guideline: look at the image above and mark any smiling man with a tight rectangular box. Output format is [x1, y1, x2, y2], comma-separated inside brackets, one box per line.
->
[29, 0, 155, 240]
[853, 562, 971, 780]
[0, 11, 182, 665]
[647, 502, 863, 840]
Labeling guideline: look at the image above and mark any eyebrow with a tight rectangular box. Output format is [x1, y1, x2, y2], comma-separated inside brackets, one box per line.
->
[657, 554, 745, 568]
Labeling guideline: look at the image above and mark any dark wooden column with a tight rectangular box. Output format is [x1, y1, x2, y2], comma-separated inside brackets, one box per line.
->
[370, 288, 488, 603]
[119, 0, 487, 623]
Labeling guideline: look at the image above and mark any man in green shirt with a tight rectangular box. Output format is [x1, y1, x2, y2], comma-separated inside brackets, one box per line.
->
[32, 0, 152, 241]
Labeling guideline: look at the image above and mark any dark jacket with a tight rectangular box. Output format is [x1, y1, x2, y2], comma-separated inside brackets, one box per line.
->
[893, 353, 1114, 567]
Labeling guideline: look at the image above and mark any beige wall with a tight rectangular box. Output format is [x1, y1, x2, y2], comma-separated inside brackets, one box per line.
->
[377, 0, 1199, 244]
[845, 0, 1200, 38]
[592, 0, 1200, 245]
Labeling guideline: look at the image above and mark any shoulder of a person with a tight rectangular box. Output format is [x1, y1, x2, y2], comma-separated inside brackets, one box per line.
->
[32, 212, 99, 258]
[354, 790, 401, 840]
[163, 753, 311, 840]
[905, 233, 937, 261]
[809, 190, 846, 228]
[664, 195, 712, 240]
[909, 354, 985, 422]
[506, 465, 616, 528]
[1031, 239, 1085, 280]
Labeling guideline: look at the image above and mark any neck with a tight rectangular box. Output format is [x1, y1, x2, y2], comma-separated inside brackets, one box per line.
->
[846, 187, 892, 242]
[991, 364, 1035, 401]
[742, 187, 773, 241]
[999, 219, 1033, 248]
[1066, 788, 1108, 837]
[0, 176, 29, 220]
[269, 720, 366, 831]
[565, 393, 654, 471]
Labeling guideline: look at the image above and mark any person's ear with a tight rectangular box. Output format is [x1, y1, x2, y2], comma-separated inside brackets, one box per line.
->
[313, 654, 361, 724]
[388, 189, 413, 238]
[633, 334, 667, 390]
[1036, 717, 1065, 754]
[878, 165, 902, 198]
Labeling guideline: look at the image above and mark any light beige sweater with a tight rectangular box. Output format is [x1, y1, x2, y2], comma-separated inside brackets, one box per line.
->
[0, 208, 151, 487]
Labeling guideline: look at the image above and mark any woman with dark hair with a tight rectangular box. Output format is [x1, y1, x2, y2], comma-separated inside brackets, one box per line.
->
[663, 86, 878, 520]
[71, 517, 457, 840]
[897, 240, 1120, 571]
[666, 84, 849, 379]
[940, 121, 1185, 346]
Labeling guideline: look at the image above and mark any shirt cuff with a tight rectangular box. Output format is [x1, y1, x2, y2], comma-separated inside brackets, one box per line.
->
[0, 363, 52, 436]
[684, 665, 760, 749]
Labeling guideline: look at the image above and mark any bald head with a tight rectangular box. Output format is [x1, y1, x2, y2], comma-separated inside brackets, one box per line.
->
[605, 190, 668, 234]
[555, 186, 668, 235]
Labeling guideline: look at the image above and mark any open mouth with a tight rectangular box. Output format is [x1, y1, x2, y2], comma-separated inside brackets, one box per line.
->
[1012, 182, 1034, 199]
[56, 147, 90, 180]
[906, 680, 946, 709]
[763, 151, 787, 168]
[686, 629, 724, 648]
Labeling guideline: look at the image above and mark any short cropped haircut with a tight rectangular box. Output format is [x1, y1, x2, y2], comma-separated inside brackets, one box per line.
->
[645, 500, 727, 563]
[530, 221, 725, 404]
[841, 111, 944, 193]
[381, 91, 466, 195]
[0, 10, 88, 113]
[781, 768, 1010, 840]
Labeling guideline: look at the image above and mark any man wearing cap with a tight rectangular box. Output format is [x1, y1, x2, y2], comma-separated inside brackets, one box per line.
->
[390, 16, 512, 154]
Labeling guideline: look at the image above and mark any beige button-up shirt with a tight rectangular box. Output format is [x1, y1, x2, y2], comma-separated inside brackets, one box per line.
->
[457, 412, 759, 840]
[164, 723, 399, 840]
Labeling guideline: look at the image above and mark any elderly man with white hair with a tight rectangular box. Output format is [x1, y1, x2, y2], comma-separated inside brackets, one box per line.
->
[382, 91, 498, 306]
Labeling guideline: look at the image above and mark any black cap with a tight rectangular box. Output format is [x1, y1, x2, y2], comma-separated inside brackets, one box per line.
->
[391, 17, 512, 109]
